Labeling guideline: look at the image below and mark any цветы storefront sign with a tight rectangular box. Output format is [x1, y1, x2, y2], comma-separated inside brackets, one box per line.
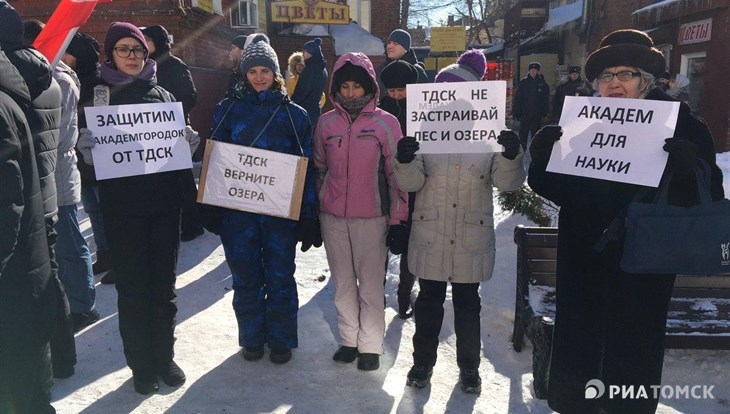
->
[271, 0, 349, 25]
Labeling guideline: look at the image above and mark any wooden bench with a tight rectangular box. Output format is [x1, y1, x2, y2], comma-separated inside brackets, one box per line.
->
[511, 225, 730, 399]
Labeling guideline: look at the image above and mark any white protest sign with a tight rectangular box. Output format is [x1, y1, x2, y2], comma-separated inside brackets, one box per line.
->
[197, 140, 308, 220]
[546, 96, 680, 187]
[407, 81, 506, 154]
[84, 102, 192, 180]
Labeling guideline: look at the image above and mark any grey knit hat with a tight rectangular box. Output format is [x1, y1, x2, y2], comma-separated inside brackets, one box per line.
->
[240, 39, 280, 75]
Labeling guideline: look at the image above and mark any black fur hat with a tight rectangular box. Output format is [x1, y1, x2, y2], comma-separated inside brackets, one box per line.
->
[585, 29, 665, 82]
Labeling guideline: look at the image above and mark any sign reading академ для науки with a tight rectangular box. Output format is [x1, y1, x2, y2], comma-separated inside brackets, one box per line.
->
[198, 140, 308, 220]
[407, 81, 507, 154]
[546, 96, 680, 187]
[84, 102, 192, 180]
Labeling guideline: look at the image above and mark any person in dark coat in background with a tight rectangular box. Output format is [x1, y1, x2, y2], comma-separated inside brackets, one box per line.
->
[528, 29, 724, 414]
[205, 39, 319, 365]
[0, 42, 57, 414]
[23, 18, 84, 380]
[378, 59, 419, 319]
[551, 65, 593, 122]
[512, 61, 550, 150]
[226, 34, 247, 98]
[76, 22, 199, 395]
[142, 24, 204, 242]
[291, 37, 328, 130]
[375, 29, 428, 98]
[63, 31, 117, 284]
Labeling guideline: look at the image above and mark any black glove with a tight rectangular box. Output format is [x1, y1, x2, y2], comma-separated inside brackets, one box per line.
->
[396, 136, 419, 163]
[200, 204, 223, 236]
[530, 125, 562, 160]
[298, 219, 323, 252]
[663, 138, 697, 171]
[386, 224, 409, 255]
[497, 129, 520, 160]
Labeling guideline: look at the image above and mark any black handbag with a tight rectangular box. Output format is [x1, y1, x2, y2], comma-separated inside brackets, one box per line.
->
[618, 162, 730, 274]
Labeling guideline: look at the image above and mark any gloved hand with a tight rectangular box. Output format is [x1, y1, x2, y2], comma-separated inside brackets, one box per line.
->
[77, 128, 96, 166]
[396, 136, 419, 164]
[386, 224, 409, 255]
[200, 203, 223, 235]
[184, 125, 200, 156]
[663, 138, 697, 171]
[529, 125, 562, 160]
[497, 129, 520, 160]
[298, 219, 323, 252]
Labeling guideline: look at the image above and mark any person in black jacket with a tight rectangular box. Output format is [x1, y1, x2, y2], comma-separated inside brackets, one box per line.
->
[76, 22, 199, 396]
[291, 37, 328, 130]
[512, 61, 550, 150]
[528, 30, 724, 414]
[375, 29, 428, 98]
[142, 24, 204, 242]
[63, 31, 117, 283]
[0, 42, 56, 414]
[378, 59, 418, 319]
[551, 65, 593, 122]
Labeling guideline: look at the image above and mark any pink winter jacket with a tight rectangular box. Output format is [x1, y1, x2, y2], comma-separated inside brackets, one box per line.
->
[313, 53, 408, 225]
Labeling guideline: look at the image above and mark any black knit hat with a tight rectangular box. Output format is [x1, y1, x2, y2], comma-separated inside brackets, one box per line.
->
[334, 62, 374, 96]
[232, 35, 247, 49]
[141, 25, 171, 57]
[585, 29, 665, 82]
[381, 60, 418, 89]
[0, 1, 23, 49]
[66, 32, 101, 76]
[303, 37, 322, 57]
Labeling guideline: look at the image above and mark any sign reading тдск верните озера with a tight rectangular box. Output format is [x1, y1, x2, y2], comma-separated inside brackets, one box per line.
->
[84, 102, 192, 180]
[406, 81, 507, 154]
[546, 96, 680, 187]
[197, 140, 309, 220]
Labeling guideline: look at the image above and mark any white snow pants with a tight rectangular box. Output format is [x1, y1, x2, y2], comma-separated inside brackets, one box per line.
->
[320, 213, 387, 354]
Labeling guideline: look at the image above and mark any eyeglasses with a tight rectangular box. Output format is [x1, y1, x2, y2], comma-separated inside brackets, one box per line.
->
[114, 47, 147, 59]
[597, 71, 641, 83]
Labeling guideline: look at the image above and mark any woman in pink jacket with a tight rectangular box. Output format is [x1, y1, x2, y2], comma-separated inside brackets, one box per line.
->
[314, 52, 408, 371]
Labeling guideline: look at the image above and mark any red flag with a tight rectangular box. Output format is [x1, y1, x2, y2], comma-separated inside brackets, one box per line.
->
[33, 0, 109, 67]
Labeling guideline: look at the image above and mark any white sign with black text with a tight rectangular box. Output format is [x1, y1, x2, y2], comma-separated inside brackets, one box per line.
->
[197, 140, 308, 220]
[406, 81, 507, 154]
[546, 96, 680, 187]
[84, 102, 192, 180]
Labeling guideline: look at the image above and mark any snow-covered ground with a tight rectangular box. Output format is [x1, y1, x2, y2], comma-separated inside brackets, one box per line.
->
[51, 154, 730, 413]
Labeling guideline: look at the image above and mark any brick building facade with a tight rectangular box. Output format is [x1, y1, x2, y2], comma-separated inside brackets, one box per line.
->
[11, 0, 400, 145]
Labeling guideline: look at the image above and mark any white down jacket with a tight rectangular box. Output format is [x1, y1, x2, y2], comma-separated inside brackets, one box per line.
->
[394, 151, 525, 283]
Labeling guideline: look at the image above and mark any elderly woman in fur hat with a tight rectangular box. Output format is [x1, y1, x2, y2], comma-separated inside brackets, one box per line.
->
[528, 30, 724, 414]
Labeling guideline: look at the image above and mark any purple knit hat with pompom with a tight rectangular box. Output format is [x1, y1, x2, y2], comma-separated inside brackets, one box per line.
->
[434, 49, 486, 83]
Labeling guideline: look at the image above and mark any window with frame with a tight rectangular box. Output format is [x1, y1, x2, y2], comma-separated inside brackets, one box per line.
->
[349, 0, 371, 32]
[231, 0, 258, 28]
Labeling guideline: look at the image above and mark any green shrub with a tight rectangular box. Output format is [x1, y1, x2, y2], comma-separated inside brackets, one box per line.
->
[497, 184, 558, 227]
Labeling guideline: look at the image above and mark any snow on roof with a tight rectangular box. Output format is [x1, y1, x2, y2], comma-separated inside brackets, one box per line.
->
[545, 0, 583, 31]
[330, 22, 384, 56]
[481, 43, 504, 55]
[632, 0, 682, 16]
[289, 24, 330, 36]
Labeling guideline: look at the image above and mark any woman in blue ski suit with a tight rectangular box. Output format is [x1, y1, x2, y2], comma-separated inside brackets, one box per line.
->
[206, 39, 319, 364]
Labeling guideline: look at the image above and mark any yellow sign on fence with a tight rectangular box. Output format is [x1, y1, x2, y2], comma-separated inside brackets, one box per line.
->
[430, 27, 466, 52]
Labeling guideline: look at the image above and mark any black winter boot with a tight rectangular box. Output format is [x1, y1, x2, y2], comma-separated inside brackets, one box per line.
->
[157, 360, 186, 387]
[332, 346, 358, 363]
[406, 365, 433, 388]
[242, 346, 265, 361]
[357, 353, 380, 371]
[133, 370, 159, 395]
[459, 369, 482, 394]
